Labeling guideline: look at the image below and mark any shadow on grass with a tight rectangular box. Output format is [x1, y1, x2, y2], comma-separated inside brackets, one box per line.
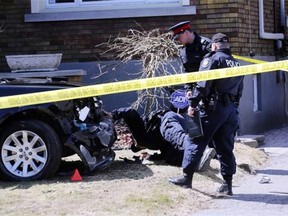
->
[0, 153, 222, 189]
[55, 157, 155, 183]
[0, 158, 155, 188]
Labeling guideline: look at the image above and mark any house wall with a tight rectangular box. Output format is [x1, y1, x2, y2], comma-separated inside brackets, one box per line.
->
[238, 59, 288, 134]
[0, 0, 287, 134]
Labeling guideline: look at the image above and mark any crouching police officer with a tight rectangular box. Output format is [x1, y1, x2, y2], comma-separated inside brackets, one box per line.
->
[111, 108, 215, 171]
[168, 33, 244, 196]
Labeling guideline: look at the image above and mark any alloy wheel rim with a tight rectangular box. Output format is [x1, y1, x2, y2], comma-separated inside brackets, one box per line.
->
[1, 130, 48, 178]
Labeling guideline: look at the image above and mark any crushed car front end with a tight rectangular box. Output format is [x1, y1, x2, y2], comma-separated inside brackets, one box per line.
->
[0, 80, 116, 181]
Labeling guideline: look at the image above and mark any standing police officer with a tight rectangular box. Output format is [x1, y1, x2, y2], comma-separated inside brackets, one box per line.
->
[169, 21, 211, 91]
[168, 33, 244, 196]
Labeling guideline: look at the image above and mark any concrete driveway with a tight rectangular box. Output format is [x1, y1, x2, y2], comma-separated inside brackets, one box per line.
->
[194, 126, 288, 216]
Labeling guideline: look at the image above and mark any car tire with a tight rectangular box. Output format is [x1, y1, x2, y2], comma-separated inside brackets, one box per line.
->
[0, 119, 62, 181]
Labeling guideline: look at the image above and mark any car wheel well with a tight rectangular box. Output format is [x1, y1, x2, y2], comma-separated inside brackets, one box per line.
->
[0, 109, 66, 140]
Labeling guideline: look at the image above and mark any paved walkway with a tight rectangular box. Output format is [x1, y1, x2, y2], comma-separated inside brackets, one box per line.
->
[194, 126, 288, 216]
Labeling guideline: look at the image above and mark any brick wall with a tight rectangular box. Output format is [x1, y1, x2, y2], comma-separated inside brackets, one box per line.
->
[0, 0, 287, 71]
[191, 0, 287, 56]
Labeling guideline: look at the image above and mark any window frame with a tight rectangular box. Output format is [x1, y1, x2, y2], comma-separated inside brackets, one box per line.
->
[47, 0, 181, 7]
[32, 0, 189, 13]
[26, 0, 195, 22]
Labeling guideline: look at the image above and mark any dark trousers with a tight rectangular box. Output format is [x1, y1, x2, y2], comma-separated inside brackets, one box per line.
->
[159, 111, 195, 166]
[112, 107, 155, 148]
[183, 101, 239, 177]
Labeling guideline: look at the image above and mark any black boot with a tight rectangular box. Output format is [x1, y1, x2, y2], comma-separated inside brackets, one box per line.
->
[167, 173, 192, 189]
[217, 181, 233, 196]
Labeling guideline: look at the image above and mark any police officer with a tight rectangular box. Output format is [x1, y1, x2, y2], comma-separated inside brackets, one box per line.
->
[111, 108, 215, 170]
[168, 20, 211, 114]
[169, 21, 211, 91]
[168, 33, 244, 195]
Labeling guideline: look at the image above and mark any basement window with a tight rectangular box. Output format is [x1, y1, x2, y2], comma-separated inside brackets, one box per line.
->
[253, 74, 262, 112]
[26, 0, 195, 22]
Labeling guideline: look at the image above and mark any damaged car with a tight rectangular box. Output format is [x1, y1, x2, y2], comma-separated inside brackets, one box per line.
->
[0, 78, 117, 181]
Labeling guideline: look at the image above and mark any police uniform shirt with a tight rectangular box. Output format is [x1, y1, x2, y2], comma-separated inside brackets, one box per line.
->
[189, 48, 244, 108]
[180, 32, 211, 73]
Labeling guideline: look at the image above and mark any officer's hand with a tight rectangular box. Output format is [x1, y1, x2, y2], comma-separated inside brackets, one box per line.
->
[186, 90, 193, 99]
[187, 106, 195, 117]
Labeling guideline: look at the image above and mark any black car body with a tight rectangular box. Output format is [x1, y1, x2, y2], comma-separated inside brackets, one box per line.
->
[0, 79, 116, 181]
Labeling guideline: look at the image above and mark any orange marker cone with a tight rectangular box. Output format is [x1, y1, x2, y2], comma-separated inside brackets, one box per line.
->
[70, 168, 83, 182]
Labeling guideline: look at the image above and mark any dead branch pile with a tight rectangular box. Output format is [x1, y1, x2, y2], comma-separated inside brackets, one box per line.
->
[97, 28, 183, 112]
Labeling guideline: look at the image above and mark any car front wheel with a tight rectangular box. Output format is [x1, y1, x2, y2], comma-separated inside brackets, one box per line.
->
[0, 119, 62, 181]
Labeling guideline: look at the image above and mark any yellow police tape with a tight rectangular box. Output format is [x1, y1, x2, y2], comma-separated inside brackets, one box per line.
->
[0, 59, 288, 109]
[233, 55, 288, 71]
[233, 55, 267, 64]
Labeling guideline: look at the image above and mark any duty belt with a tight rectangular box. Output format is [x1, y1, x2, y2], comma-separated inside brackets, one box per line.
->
[205, 92, 239, 110]
[217, 93, 236, 102]
[217, 92, 239, 107]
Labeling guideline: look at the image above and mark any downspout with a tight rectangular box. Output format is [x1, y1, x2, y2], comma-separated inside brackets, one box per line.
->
[274, 0, 280, 84]
[259, 0, 288, 122]
[282, 1, 288, 121]
[280, 0, 286, 27]
[258, 0, 284, 40]
[285, 72, 288, 122]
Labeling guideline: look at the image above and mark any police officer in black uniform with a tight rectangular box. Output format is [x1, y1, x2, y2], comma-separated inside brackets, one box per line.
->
[111, 108, 212, 169]
[168, 33, 244, 195]
[169, 21, 211, 91]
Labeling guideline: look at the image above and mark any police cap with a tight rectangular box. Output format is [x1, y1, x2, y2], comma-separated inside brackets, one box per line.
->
[169, 21, 191, 39]
[211, 33, 229, 43]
